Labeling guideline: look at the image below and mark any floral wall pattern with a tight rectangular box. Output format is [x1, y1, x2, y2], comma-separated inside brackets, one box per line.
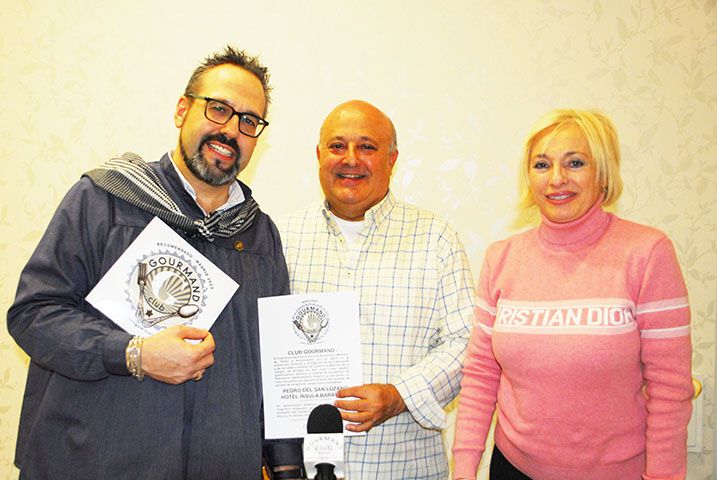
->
[0, 1, 714, 478]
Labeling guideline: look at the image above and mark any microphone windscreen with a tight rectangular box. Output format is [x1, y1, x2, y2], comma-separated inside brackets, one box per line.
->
[307, 404, 343, 434]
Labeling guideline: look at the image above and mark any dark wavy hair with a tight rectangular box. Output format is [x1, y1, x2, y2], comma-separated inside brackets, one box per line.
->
[183, 46, 272, 113]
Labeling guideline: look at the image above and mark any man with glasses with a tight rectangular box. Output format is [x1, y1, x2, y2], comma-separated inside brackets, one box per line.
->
[8, 46, 303, 480]
[279, 100, 475, 479]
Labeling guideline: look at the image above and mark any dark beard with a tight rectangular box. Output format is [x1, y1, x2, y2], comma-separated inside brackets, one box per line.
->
[180, 134, 241, 186]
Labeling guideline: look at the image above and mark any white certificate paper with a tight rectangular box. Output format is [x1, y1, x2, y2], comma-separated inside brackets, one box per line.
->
[258, 291, 364, 439]
[86, 217, 239, 337]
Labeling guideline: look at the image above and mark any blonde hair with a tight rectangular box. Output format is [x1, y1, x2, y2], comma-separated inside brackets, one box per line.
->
[519, 109, 623, 210]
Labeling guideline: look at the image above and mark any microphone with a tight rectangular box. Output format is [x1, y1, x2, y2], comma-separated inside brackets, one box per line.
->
[304, 404, 344, 480]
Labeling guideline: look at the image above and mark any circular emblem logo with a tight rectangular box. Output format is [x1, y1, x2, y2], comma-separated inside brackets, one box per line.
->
[292, 301, 330, 344]
[127, 252, 206, 333]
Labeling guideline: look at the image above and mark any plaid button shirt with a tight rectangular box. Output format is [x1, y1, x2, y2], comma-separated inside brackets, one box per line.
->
[278, 192, 475, 479]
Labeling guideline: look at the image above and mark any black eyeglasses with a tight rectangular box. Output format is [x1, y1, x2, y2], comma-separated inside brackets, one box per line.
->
[186, 93, 269, 138]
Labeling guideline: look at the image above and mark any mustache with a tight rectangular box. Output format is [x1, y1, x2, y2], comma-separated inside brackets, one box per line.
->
[200, 133, 240, 157]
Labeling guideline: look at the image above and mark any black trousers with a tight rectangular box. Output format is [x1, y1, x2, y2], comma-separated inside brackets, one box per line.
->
[490, 446, 532, 480]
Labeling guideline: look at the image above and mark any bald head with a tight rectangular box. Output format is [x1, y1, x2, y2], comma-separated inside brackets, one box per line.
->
[320, 100, 398, 153]
[316, 100, 399, 221]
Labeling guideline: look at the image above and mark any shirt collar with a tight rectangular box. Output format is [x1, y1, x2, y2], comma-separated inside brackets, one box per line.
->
[321, 191, 396, 233]
[168, 151, 245, 215]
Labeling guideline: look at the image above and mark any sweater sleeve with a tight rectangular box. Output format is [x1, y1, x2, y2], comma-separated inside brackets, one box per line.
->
[452, 250, 502, 479]
[636, 236, 693, 480]
[7, 179, 132, 380]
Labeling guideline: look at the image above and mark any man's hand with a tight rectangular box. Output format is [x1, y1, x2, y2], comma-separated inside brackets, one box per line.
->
[141, 325, 215, 384]
[334, 383, 406, 432]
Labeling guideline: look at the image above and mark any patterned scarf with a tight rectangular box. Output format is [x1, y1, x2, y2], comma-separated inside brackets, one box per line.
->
[84, 152, 259, 241]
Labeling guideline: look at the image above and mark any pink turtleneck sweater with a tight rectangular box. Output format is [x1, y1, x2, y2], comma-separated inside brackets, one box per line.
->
[453, 202, 693, 480]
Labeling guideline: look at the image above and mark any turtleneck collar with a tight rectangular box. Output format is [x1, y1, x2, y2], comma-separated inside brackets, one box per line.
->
[537, 198, 612, 251]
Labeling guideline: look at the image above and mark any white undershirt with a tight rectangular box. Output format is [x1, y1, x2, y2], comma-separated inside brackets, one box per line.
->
[329, 211, 365, 247]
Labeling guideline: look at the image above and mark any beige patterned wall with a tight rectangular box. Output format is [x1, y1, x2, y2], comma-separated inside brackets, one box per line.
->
[0, 1, 714, 478]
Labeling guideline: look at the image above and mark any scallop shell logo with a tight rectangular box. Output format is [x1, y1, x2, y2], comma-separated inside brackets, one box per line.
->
[292, 302, 330, 344]
[128, 252, 206, 331]
[144, 266, 194, 311]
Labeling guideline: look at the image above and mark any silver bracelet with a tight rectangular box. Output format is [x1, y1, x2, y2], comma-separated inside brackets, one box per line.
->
[125, 336, 144, 381]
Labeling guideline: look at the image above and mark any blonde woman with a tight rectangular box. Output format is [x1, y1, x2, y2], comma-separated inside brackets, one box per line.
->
[453, 110, 693, 480]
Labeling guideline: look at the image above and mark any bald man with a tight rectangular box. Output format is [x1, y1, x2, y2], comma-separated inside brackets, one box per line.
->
[278, 100, 475, 479]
